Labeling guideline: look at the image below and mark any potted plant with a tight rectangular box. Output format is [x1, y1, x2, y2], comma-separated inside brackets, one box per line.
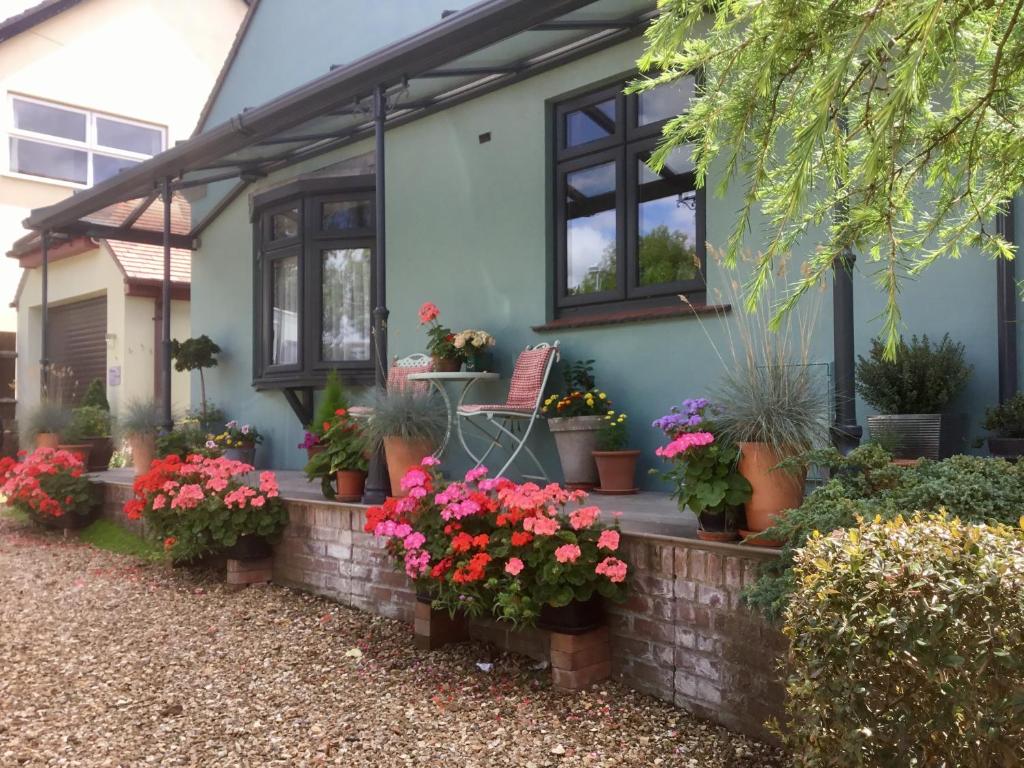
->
[0, 448, 96, 529]
[157, 422, 215, 459]
[592, 410, 639, 494]
[212, 421, 262, 465]
[653, 399, 751, 541]
[857, 334, 972, 460]
[453, 329, 496, 372]
[65, 405, 114, 470]
[171, 335, 221, 431]
[124, 454, 287, 565]
[304, 408, 368, 501]
[418, 301, 463, 372]
[365, 460, 629, 634]
[363, 388, 446, 497]
[26, 401, 70, 450]
[982, 393, 1024, 460]
[542, 360, 612, 488]
[119, 399, 162, 475]
[301, 370, 349, 459]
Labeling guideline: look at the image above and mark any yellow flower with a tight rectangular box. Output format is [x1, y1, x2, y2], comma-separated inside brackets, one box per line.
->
[598, 393, 607, 400]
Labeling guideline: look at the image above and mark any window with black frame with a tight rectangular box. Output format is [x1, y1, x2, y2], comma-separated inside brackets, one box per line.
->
[553, 75, 704, 317]
[252, 178, 375, 388]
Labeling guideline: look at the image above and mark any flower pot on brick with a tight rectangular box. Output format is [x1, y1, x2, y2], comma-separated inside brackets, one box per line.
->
[738, 441, 805, 534]
[363, 388, 446, 497]
[542, 361, 614, 489]
[26, 401, 70, 452]
[118, 400, 162, 476]
[592, 410, 638, 494]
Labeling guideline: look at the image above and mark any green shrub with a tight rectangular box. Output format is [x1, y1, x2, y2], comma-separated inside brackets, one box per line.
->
[855, 334, 972, 414]
[310, 370, 349, 436]
[782, 514, 1024, 766]
[156, 424, 213, 458]
[80, 379, 110, 411]
[65, 405, 112, 441]
[983, 392, 1024, 439]
[746, 446, 1024, 619]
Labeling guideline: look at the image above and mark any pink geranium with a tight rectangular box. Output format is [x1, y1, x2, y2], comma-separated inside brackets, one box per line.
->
[569, 506, 600, 530]
[655, 431, 715, 459]
[554, 544, 581, 563]
[523, 515, 560, 536]
[505, 557, 524, 576]
[418, 301, 440, 324]
[595, 556, 628, 583]
[597, 529, 620, 551]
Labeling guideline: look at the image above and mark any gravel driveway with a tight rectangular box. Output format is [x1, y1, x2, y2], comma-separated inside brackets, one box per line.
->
[0, 515, 785, 767]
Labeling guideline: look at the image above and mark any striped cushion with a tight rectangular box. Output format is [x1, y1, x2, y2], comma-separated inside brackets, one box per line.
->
[505, 347, 554, 410]
[458, 404, 534, 415]
[388, 364, 431, 394]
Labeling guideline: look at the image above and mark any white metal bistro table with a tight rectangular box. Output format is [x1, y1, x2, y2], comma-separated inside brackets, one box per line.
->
[406, 371, 500, 457]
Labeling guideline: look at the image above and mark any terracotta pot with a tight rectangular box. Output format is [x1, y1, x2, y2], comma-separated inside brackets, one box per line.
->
[34, 432, 60, 450]
[738, 442, 805, 533]
[592, 450, 640, 494]
[537, 596, 603, 635]
[432, 355, 462, 373]
[383, 436, 436, 496]
[81, 436, 114, 471]
[128, 433, 157, 476]
[335, 469, 367, 502]
[547, 415, 604, 488]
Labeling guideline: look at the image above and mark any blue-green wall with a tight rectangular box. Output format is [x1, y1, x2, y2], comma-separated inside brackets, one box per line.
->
[191, 34, 1018, 484]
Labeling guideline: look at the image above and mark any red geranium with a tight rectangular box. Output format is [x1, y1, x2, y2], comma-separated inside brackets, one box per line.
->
[0, 448, 93, 521]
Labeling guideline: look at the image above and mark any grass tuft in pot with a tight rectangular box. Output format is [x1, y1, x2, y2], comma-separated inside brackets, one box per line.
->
[118, 400, 162, 439]
[362, 388, 447, 445]
[26, 401, 72, 439]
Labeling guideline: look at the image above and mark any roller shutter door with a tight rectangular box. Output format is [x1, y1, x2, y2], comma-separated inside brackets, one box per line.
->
[49, 296, 107, 404]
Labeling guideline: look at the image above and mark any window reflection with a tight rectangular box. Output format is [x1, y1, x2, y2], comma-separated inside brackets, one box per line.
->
[565, 161, 617, 295]
[271, 256, 299, 365]
[638, 146, 699, 286]
[321, 248, 371, 361]
[638, 76, 695, 126]
[322, 200, 372, 231]
[565, 98, 616, 148]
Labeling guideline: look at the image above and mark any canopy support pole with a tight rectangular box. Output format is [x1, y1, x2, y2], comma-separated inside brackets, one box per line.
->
[363, 84, 390, 505]
[39, 230, 49, 399]
[161, 177, 173, 432]
[997, 199, 1017, 403]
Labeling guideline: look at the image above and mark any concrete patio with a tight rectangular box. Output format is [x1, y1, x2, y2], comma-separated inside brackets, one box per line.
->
[93, 468, 700, 539]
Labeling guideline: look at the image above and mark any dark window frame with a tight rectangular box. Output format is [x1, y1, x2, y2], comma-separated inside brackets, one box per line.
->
[551, 74, 706, 319]
[252, 175, 376, 390]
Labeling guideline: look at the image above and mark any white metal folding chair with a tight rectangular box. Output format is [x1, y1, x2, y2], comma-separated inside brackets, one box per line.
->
[349, 353, 433, 418]
[456, 341, 559, 480]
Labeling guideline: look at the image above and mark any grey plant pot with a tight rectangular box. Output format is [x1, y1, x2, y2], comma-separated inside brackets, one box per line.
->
[867, 414, 965, 461]
[547, 415, 604, 487]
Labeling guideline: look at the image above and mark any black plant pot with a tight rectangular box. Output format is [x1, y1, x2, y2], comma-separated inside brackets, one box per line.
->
[225, 534, 272, 560]
[537, 596, 603, 635]
[867, 413, 966, 461]
[988, 436, 1024, 461]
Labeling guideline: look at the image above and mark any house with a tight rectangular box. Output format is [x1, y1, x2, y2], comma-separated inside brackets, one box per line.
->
[1, 0, 247, 423]
[17, 0, 1024, 488]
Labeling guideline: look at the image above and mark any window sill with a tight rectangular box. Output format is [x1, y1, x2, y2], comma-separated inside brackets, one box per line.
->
[532, 302, 730, 332]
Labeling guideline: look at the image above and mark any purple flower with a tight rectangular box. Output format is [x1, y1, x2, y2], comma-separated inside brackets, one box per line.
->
[241, 425, 251, 435]
[298, 431, 318, 450]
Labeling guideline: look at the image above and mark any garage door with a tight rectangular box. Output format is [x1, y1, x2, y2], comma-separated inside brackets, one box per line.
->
[49, 296, 107, 405]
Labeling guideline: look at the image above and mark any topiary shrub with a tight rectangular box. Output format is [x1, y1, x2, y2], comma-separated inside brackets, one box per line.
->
[80, 378, 110, 411]
[782, 514, 1024, 766]
[855, 334, 972, 414]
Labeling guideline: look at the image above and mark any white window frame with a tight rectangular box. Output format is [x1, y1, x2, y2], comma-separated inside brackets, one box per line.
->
[6, 93, 166, 188]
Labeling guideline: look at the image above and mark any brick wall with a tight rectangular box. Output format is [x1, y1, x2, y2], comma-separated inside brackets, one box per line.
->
[99, 482, 786, 739]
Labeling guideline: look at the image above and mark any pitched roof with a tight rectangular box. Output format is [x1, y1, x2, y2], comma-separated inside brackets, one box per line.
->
[104, 240, 190, 284]
[192, 0, 262, 136]
[0, 0, 83, 44]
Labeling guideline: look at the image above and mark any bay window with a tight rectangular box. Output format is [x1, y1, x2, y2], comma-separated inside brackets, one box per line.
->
[252, 177, 375, 388]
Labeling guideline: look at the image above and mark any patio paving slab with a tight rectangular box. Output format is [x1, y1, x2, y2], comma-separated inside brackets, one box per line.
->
[0, 515, 783, 767]
[94, 468, 699, 540]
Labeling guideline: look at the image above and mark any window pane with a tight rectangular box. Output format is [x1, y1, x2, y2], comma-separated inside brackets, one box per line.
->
[96, 117, 163, 155]
[10, 138, 87, 183]
[270, 208, 299, 241]
[271, 256, 299, 365]
[565, 161, 617, 295]
[322, 200, 372, 231]
[321, 248, 371, 362]
[565, 98, 616, 148]
[638, 75, 695, 126]
[638, 146, 699, 286]
[93, 154, 138, 183]
[13, 99, 86, 141]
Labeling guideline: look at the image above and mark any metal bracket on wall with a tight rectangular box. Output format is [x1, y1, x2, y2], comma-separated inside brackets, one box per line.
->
[282, 387, 315, 427]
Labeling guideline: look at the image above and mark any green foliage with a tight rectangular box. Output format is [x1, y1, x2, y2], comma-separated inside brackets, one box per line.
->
[633, 0, 1024, 356]
[562, 359, 596, 392]
[25, 401, 71, 437]
[782, 514, 1024, 766]
[596, 411, 630, 451]
[310, 370, 349, 435]
[79, 519, 163, 561]
[362, 388, 447, 444]
[117, 399, 162, 438]
[984, 392, 1024, 438]
[79, 379, 110, 411]
[542, 360, 613, 418]
[304, 410, 368, 498]
[65, 406, 111, 441]
[746, 444, 1024, 619]
[170, 335, 220, 373]
[856, 334, 972, 414]
[663, 439, 751, 524]
[156, 424, 213, 459]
